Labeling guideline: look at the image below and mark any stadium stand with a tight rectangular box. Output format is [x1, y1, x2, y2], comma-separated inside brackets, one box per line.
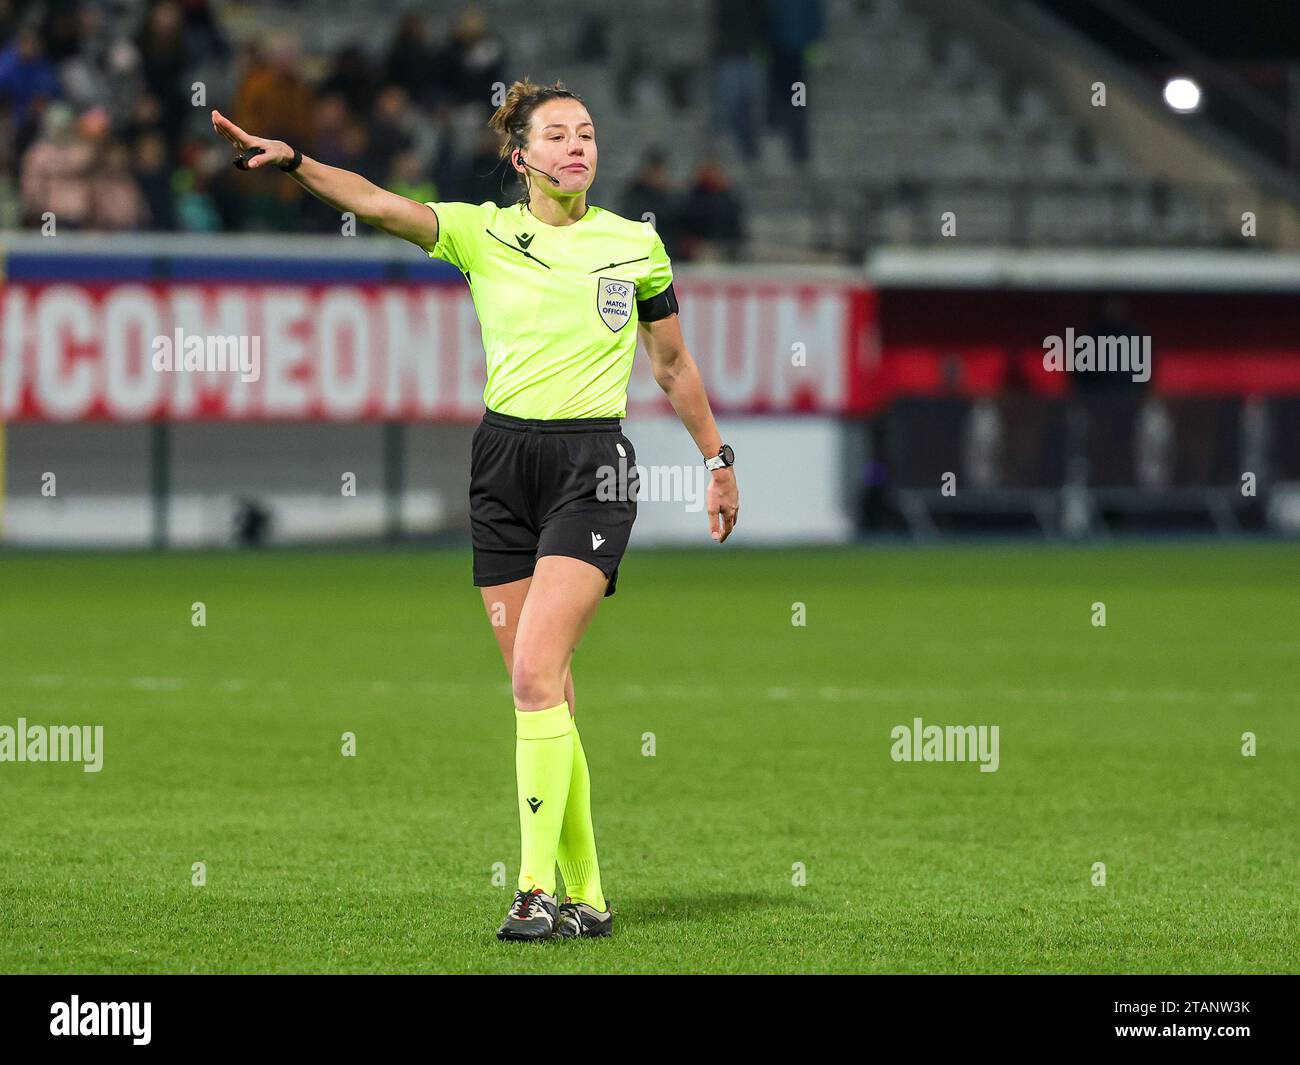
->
[4, 0, 1298, 260]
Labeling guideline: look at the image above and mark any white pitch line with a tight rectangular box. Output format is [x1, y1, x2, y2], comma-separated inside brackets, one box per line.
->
[8, 675, 1291, 708]
[129, 677, 185, 691]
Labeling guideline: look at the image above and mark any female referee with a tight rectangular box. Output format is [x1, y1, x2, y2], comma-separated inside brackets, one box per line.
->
[212, 78, 738, 942]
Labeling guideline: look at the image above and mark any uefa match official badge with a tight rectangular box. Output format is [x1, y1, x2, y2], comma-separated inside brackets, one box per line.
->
[597, 277, 633, 332]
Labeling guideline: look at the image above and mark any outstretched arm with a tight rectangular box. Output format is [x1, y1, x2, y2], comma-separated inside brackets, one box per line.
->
[639, 313, 739, 542]
[211, 109, 438, 250]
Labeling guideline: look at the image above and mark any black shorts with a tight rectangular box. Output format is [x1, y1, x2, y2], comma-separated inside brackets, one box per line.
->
[470, 408, 639, 597]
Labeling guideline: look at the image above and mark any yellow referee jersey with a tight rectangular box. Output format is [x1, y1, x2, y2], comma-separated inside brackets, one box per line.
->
[422, 200, 674, 419]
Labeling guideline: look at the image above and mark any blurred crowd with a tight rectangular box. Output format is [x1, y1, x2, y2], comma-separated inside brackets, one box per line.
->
[0, 0, 822, 260]
[615, 0, 824, 260]
[709, 0, 822, 166]
[621, 147, 744, 262]
[0, 0, 516, 236]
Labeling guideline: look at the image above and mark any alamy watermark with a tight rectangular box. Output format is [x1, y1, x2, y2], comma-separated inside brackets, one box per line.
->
[890, 716, 999, 772]
[595, 457, 709, 512]
[151, 328, 261, 383]
[50, 996, 150, 1044]
[1043, 328, 1151, 383]
[0, 718, 103, 772]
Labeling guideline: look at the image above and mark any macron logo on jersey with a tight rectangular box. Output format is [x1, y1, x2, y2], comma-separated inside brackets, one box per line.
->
[591, 532, 605, 550]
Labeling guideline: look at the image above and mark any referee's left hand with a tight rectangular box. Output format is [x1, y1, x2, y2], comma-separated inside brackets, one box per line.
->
[708, 469, 738, 543]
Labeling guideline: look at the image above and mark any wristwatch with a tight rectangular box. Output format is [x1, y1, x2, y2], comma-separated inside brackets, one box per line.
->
[705, 444, 735, 471]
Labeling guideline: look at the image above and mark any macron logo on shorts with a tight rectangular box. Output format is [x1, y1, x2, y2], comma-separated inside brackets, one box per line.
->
[591, 532, 605, 550]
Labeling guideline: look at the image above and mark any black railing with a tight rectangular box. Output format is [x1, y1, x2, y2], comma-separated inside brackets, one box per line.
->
[850, 178, 1263, 254]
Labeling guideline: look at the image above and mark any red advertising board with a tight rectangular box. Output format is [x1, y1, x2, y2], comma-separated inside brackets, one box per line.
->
[0, 280, 876, 421]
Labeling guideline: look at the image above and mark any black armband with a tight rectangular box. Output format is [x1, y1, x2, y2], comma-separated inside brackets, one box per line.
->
[637, 282, 678, 322]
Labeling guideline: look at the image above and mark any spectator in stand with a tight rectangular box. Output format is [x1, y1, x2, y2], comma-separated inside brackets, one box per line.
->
[426, 110, 458, 200]
[0, 96, 15, 223]
[430, 123, 509, 206]
[464, 125, 512, 205]
[680, 156, 745, 261]
[58, 3, 144, 124]
[369, 85, 417, 181]
[764, 0, 822, 166]
[232, 33, 314, 229]
[710, 0, 769, 164]
[301, 110, 382, 235]
[19, 102, 95, 229]
[234, 35, 313, 152]
[39, 2, 84, 64]
[171, 138, 224, 231]
[319, 41, 376, 117]
[384, 9, 438, 109]
[300, 103, 373, 233]
[337, 118, 372, 176]
[177, 0, 231, 68]
[307, 93, 351, 167]
[621, 146, 681, 256]
[0, 0, 20, 42]
[0, 24, 62, 143]
[91, 138, 149, 230]
[205, 139, 249, 232]
[386, 149, 437, 205]
[118, 88, 163, 151]
[135, 1, 195, 153]
[436, 6, 505, 108]
[133, 129, 175, 230]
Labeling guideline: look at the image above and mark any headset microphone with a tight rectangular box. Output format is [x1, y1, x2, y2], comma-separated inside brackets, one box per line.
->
[516, 152, 561, 186]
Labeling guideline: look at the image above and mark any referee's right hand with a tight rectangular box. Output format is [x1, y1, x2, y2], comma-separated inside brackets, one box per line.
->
[211, 110, 292, 170]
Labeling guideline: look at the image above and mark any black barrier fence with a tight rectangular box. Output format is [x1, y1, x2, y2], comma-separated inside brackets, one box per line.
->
[857, 394, 1299, 536]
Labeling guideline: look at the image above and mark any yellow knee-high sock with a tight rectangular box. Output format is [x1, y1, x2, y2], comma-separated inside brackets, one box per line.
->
[557, 721, 606, 911]
[515, 702, 573, 896]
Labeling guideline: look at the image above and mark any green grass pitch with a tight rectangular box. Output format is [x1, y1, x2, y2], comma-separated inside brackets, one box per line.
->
[0, 543, 1296, 973]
